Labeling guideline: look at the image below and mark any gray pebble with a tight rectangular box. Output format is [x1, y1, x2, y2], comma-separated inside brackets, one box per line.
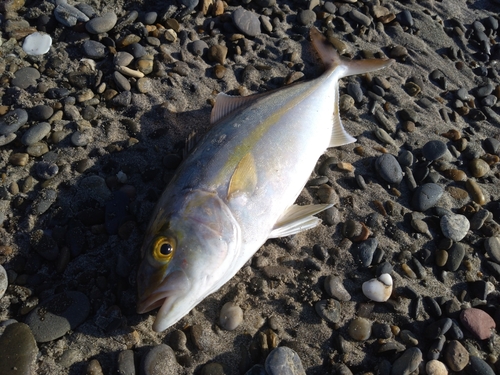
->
[481, 95, 497, 107]
[190, 40, 209, 56]
[141, 344, 180, 375]
[0, 264, 7, 299]
[85, 12, 117, 34]
[475, 82, 494, 98]
[0, 133, 17, 146]
[375, 153, 403, 184]
[422, 140, 451, 161]
[412, 183, 443, 211]
[46, 87, 70, 99]
[117, 350, 135, 375]
[12, 67, 40, 89]
[74, 3, 96, 18]
[485, 237, 500, 264]
[483, 137, 500, 154]
[219, 302, 243, 330]
[398, 150, 413, 167]
[25, 291, 90, 342]
[21, 122, 51, 146]
[298, 9, 316, 26]
[356, 238, 378, 267]
[111, 91, 132, 107]
[470, 209, 490, 230]
[265, 346, 306, 375]
[71, 131, 91, 146]
[391, 347, 422, 375]
[324, 275, 351, 301]
[349, 9, 371, 26]
[315, 299, 341, 324]
[466, 356, 495, 375]
[127, 43, 147, 58]
[114, 51, 134, 67]
[0, 108, 29, 135]
[0, 323, 38, 375]
[440, 214, 469, 242]
[32, 188, 57, 215]
[232, 7, 261, 37]
[113, 71, 131, 91]
[446, 243, 465, 272]
[456, 87, 470, 101]
[142, 12, 157, 25]
[36, 161, 59, 180]
[54, 3, 90, 27]
[398, 9, 414, 27]
[83, 40, 108, 59]
[30, 105, 54, 121]
[347, 82, 363, 103]
[178, 0, 198, 10]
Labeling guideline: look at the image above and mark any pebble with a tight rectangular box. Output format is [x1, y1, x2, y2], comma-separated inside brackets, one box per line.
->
[71, 131, 91, 146]
[426, 359, 448, 375]
[356, 238, 378, 267]
[446, 243, 465, 272]
[298, 9, 316, 26]
[32, 188, 57, 215]
[12, 67, 40, 89]
[22, 32, 52, 55]
[190, 40, 209, 56]
[54, 3, 90, 27]
[114, 51, 134, 67]
[0, 264, 7, 299]
[265, 347, 305, 375]
[0, 108, 29, 135]
[113, 71, 131, 91]
[443, 340, 469, 371]
[469, 158, 489, 177]
[21, 122, 51, 146]
[362, 273, 392, 302]
[349, 9, 371, 26]
[85, 12, 117, 34]
[25, 291, 90, 342]
[412, 183, 444, 211]
[466, 356, 495, 375]
[140, 344, 180, 375]
[348, 317, 372, 341]
[485, 237, 500, 264]
[460, 308, 496, 340]
[324, 275, 351, 301]
[35, 161, 58, 180]
[30, 105, 53, 121]
[422, 140, 451, 161]
[232, 7, 261, 37]
[375, 153, 403, 184]
[219, 302, 243, 330]
[440, 214, 469, 242]
[465, 179, 486, 205]
[315, 299, 341, 324]
[425, 318, 452, 339]
[117, 350, 135, 375]
[0, 323, 38, 375]
[83, 40, 108, 59]
[391, 347, 422, 375]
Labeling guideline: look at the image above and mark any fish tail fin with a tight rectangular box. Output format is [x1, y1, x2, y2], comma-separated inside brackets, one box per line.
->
[310, 27, 394, 77]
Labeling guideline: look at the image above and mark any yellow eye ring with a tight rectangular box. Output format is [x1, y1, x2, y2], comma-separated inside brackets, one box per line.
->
[153, 237, 175, 262]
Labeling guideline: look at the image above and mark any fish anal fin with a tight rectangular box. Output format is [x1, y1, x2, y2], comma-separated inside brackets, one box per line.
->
[330, 85, 357, 148]
[211, 93, 257, 125]
[269, 204, 332, 239]
[227, 152, 257, 200]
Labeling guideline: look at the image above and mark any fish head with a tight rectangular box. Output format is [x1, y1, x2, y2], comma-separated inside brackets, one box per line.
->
[137, 189, 240, 332]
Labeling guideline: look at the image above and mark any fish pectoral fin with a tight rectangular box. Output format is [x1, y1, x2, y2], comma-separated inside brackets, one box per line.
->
[227, 152, 257, 200]
[269, 204, 333, 239]
[211, 93, 260, 125]
[330, 84, 357, 148]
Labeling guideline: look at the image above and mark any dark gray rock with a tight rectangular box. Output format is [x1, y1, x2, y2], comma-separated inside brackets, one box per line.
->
[412, 183, 443, 211]
[265, 346, 306, 375]
[0, 323, 38, 375]
[232, 7, 261, 37]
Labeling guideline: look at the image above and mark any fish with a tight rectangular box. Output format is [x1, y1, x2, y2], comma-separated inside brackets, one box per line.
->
[136, 27, 394, 332]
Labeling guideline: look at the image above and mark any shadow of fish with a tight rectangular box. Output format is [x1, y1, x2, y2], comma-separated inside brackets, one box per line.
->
[137, 27, 394, 332]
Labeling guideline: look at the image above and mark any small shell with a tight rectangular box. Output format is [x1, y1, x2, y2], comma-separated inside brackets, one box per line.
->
[362, 273, 393, 302]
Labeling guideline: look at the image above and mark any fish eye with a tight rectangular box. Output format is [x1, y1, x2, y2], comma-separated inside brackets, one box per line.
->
[153, 236, 175, 262]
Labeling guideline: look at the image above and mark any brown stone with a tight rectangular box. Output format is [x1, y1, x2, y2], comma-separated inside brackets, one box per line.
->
[460, 308, 496, 340]
[443, 340, 469, 371]
[466, 179, 486, 205]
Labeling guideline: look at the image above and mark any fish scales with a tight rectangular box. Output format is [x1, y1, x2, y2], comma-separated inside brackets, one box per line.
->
[137, 27, 393, 332]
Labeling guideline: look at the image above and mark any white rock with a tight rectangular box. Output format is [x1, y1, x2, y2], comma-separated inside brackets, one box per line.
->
[362, 273, 392, 302]
[0, 264, 7, 299]
[426, 359, 448, 375]
[219, 302, 243, 330]
[23, 32, 52, 56]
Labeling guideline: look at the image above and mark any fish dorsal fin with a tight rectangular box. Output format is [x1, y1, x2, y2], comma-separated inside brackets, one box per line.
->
[211, 93, 257, 125]
[330, 85, 357, 148]
[227, 152, 257, 200]
[269, 203, 332, 239]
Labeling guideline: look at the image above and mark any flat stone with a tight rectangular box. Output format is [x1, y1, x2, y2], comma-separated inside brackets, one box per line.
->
[85, 12, 117, 34]
[485, 237, 500, 264]
[0, 323, 38, 375]
[443, 340, 468, 372]
[219, 302, 243, 330]
[83, 40, 107, 59]
[12, 67, 40, 89]
[446, 243, 465, 272]
[265, 346, 306, 375]
[315, 299, 341, 324]
[25, 291, 90, 342]
[141, 344, 180, 375]
[440, 214, 469, 241]
[22, 32, 52, 55]
[324, 275, 351, 301]
[375, 153, 403, 184]
[391, 347, 422, 375]
[21, 122, 51, 146]
[232, 7, 261, 37]
[460, 308, 496, 340]
[466, 356, 495, 375]
[412, 183, 444, 211]
[54, 3, 89, 27]
[0, 108, 29, 135]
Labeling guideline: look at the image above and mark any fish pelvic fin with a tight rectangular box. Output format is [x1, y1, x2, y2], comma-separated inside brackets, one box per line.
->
[269, 204, 333, 239]
[310, 27, 394, 77]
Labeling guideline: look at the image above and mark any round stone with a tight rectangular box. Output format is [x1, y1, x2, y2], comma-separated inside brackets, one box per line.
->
[219, 302, 243, 330]
[30, 105, 54, 121]
[356, 238, 378, 267]
[443, 340, 468, 371]
[21, 122, 51, 146]
[141, 344, 180, 375]
[440, 214, 469, 242]
[446, 243, 465, 272]
[362, 273, 392, 302]
[190, 40, 209, 57]
[391, 347, 422, 375]
[85, 12, 117, 34]
[265, 346, 305, 375]
[375, 153, 403, 184]
[0, 108, 29, 135]
[22, 32, 52, 55]
[349, 9, 371, 26]
[315, 299, 341, 324]
[422, 140, 450, 161]
[412, 183, 444, 211]
[25, 291, 90, 342]
[71, 131, 91, 146]
[0, 323, 38, 375]
[469, 158, 489, 178]
[83, 40, 107, 59]
[348, 317, 372, 341]
[232, 7, 261, 37]
[324, 275, 351, 301]
[298, 9, 316, 26]
[11, 67, 40, 89]
[426, 360, 447, 375]
[35, 161, 58, 180]
[460, 308, 496, 340]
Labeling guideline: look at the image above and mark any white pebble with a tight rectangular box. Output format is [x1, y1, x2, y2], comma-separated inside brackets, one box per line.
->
[0, 264, 7, 299]
[426, 359, 448, 375]
[362, 273, 392, 302]
[219, 302, 243, 330]
[23, 32, 52, 56]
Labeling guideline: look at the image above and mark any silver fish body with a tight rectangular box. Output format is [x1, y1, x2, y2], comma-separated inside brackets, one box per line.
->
[137, 28, 393, 332]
